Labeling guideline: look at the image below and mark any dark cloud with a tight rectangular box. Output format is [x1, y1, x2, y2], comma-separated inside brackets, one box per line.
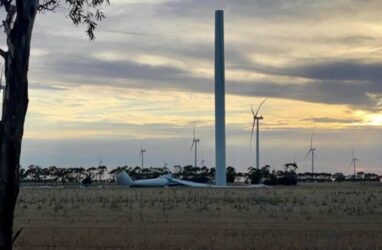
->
[158, 0, 329, 20]
[228, 80, 379, 108]
[327, 35, 376, 45]
[27, 0, 382, 114]
[104, 29, 150, 37]
[301, 117, 363, 124]
[54, 56, 188, 81]
[155, 0, 382, 25]
[234, 56, 382, 83]
[39, 54, 382, 111]
[30, 82, 68, 91]
[276, 60, 382, 82]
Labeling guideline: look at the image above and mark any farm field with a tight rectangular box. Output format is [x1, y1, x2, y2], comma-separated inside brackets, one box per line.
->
[14, 182, 382, 250]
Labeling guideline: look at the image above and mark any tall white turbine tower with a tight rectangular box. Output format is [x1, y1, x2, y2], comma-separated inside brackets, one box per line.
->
[350, 148, 360, 180]
[139, 147, 146, 169]
[250, 99, 267, 169]
[215, 10, 226, 186]
[191, 126, 200, 168]
[304, 133, 317, 178]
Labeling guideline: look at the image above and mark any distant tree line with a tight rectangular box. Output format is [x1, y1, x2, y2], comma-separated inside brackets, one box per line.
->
[20, 164, 381, 186]
[20, 165, 108, 185]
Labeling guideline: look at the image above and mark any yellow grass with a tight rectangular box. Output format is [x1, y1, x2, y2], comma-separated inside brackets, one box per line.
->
[14, 182, 382, 249]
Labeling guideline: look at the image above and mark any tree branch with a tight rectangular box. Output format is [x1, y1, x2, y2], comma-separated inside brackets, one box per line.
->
[3, 4, 16, 36]
[38, 0, 59, 12]
[0, 0, 13, 12]
[0, 48, 6, 59]
[67, 0, 110, 40]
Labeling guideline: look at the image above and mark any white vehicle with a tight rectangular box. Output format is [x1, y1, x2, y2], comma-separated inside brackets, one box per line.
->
[116, 171, 268, 188]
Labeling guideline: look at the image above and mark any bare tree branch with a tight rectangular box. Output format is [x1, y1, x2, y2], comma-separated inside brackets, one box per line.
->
[0, 48, 6, 59]
[0, 0, 13, 12]
[3, 4, 16, 36]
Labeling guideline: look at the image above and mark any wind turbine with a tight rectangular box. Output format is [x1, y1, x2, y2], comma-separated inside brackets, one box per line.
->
[350, 148, 360, 180]
[139, 147, 146, 169]
[98, 155, 103, 167]
[304, 133, 317, 177]
[191, 126, 200, 168]
[200, 159, 206, 167]
[250, 98, 267, 169]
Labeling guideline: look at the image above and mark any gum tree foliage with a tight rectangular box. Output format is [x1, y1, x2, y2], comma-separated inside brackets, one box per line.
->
[0, 0, 109, 248]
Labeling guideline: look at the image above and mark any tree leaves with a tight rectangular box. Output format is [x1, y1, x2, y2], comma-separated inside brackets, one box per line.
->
[65, 0, 109, 40]
[1, 0, 109, 40]
[35, 0, 110, 40]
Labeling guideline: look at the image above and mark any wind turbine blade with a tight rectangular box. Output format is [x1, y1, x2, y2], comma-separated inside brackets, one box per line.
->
[314, 151, 318, 159]
[250, 119, 256, 149]
[304, 150, 311, 159]
[251, 105, 255, 116]
[352, 148, 354, 159]
[254, 98, 267, 118]
[349, 159, 354, 167]
[190, 140, 195, 151]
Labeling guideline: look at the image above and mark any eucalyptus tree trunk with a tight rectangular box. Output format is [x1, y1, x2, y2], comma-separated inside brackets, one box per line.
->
[0, 0, 38, 249]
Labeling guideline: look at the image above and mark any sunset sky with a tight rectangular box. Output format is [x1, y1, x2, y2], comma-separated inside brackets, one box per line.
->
[3, 0, 382, 173]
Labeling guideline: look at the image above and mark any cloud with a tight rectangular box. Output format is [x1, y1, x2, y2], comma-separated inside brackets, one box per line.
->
[267, 60, 382, 82]
[27, 0, 382, 114]
[29, 82, 68, 91]
[301, 117, 363, 124]
[16, 0, 382, 172]
[53, 56, 190, 81]
[229, 80, 380, 109]
[37, 54, 381, 111]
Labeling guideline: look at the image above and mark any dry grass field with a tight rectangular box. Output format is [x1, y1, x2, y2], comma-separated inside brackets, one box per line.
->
[13, 182, 382, 250]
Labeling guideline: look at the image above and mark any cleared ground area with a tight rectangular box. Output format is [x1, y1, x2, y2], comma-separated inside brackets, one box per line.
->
[14, 182, 382, 249]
